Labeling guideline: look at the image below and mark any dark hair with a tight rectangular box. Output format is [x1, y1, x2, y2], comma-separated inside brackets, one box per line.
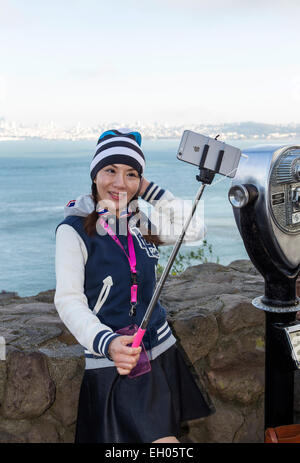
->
[83, 182, 163, 246]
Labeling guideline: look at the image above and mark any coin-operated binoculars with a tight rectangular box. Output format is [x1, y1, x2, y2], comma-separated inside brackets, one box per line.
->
[228, 144, 300, 429]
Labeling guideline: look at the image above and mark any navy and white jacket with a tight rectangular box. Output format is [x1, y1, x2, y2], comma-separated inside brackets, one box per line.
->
[54, 182, 205, 369]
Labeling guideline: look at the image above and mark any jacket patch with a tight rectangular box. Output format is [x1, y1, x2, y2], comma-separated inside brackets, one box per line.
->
[130, 227, 159, 259]
[66, 200, 76, 207]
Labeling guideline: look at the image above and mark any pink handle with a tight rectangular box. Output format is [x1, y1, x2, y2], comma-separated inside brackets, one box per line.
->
[132, 328, 146, 348]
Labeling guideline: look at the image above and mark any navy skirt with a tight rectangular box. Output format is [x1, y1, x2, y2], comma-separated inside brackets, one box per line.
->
[75, 343, 214, 443]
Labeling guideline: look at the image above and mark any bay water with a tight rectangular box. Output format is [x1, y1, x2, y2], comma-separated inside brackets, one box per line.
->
[1, 137, 299, 297]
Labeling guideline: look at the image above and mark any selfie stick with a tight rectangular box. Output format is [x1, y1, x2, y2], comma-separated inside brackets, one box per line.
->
[132, 152, 219, 349]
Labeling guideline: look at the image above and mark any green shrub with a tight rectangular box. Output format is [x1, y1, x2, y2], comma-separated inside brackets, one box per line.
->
[157, 240, 218, 276]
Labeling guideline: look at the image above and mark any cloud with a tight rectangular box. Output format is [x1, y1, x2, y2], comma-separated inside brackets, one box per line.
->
[146, 0, 300, 16]
[291, 77, 300, 103]
[156, 0, 300, 8]
[66, 63, 119, 81]
[0, 0, 25, 27]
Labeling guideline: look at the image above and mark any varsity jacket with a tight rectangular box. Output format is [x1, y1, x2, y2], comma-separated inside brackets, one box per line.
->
[54, 182, 205, 369]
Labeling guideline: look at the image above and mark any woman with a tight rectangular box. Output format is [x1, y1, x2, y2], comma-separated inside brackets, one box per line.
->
[55, 128, 213, 443]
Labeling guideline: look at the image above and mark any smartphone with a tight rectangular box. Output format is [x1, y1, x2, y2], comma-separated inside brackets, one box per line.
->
[177, 130, 241, 178]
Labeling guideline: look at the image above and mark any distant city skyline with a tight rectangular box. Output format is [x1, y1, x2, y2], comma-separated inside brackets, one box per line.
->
[1, 0, 300, 126]
[1, 117, 300, 141]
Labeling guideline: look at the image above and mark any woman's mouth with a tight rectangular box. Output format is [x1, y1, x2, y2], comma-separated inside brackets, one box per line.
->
[109, 191, 126, 201]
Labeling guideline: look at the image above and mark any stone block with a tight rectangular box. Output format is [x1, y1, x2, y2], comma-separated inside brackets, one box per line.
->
[172, 312, 219, 363]
[207, 366, 264, 405]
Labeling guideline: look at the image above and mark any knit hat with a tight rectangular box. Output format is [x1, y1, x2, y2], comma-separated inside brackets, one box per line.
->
[90, 128, 145, 180]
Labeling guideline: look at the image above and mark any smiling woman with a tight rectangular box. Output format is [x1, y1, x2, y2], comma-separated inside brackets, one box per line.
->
[54, 128, 213, 444]
[84, 164, 162, 246]
[83, 129, 161, 244]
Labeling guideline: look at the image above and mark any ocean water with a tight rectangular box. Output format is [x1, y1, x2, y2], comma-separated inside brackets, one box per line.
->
[1, 137, 300, 297]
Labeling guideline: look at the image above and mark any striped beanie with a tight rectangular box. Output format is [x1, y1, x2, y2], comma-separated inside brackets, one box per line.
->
[90, 129, 145, 180]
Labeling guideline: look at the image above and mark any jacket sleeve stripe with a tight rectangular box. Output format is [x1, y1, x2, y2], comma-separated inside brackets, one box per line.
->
[142, 182, 165, 202]
[93, 330, 121, 357]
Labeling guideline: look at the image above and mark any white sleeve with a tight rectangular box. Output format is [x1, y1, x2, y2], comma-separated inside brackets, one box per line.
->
[141, 182, 206, 246]
[54, 224, 120, 357]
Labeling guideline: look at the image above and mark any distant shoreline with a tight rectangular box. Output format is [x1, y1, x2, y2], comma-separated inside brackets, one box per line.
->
[1, 134, 300, 143]
[1, 120, 300, 143]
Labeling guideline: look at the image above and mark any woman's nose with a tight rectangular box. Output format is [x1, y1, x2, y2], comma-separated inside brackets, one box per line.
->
[112, 173, 126, 189]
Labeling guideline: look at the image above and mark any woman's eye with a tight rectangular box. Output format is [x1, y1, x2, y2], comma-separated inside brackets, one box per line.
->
[105, 168, 115, 173]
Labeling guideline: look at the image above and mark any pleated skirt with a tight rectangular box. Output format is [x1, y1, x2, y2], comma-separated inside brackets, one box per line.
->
[75, 343, 214, 443]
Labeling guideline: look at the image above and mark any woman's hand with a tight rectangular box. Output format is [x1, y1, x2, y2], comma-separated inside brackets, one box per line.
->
[108, 335, 142, 375]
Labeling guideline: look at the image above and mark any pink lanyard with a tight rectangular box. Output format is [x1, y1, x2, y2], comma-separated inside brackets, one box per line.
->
[98, 217, 138, 316]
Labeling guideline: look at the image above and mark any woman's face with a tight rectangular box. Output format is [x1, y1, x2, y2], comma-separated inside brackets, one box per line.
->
[94, 163, 140, 216]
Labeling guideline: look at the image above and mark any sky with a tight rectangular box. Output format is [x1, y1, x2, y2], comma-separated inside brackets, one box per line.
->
[0, 0, 300, 127]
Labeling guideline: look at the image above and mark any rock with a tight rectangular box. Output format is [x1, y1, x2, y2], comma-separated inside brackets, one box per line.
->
[2, 351, 56, 419]
[0, 291, 21, 306]
[0, 416, 60, 443]
[0, 302, 57, 315]
[207, 366, 264, 405]
[227, 259, 260, 275]
[181, 262, 230, 278]
[25, 417, 61, 443]
[0, 302, 77, 349]
[5, 324, 62, 351]
[194, 398, 245, 443]
[57, 424, 77, 443]
[207, 328, 265, 370]
[164, 281, 240, 303]
[218, 293, 265, 334]
[0, 261, 296, 443]
[0, 428, 27, 443]
[0, 418, 30, 443]
[234, 406, 264, 443]
[0, 291, 19, 302]
[172, 311, 219, 363]
[181, 417, 209, 443]
[0, 361, 7, 406]
[47, 356, 84, 427]
[31, 289, 55, 303]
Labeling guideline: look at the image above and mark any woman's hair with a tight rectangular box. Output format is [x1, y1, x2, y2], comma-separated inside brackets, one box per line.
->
[83, 182, 163, 246]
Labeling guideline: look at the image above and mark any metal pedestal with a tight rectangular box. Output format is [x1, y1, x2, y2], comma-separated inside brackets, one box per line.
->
[264, 311, 296, 428]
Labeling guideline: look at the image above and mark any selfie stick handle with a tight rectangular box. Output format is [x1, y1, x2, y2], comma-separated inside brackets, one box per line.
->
[132, 181, 208, 348]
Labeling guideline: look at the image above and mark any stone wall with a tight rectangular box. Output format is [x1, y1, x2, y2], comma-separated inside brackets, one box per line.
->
[0, 260, 299, 443]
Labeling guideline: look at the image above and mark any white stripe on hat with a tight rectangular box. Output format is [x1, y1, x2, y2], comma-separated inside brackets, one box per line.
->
[95, 136, 141, 152]
[90, 146, 146, 174]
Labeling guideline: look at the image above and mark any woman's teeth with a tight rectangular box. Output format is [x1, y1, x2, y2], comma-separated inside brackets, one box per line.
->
[110, 192, 125, 199]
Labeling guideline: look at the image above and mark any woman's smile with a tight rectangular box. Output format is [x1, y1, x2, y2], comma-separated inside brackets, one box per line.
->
[109, 191, 126, 199]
